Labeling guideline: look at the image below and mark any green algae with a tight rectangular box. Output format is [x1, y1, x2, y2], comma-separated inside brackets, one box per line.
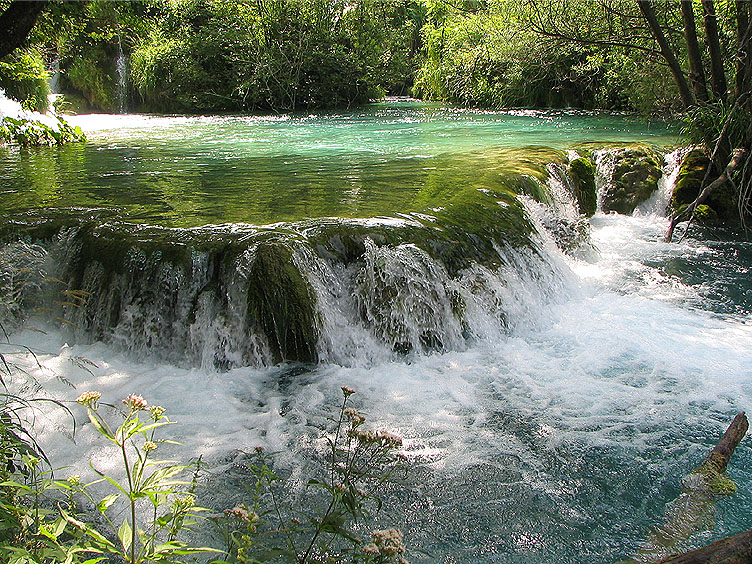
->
[601, 147, 662, 215]
[245, 240, 319, 364]
[671, 148, 739, 223]
[568, 156, 597, 217]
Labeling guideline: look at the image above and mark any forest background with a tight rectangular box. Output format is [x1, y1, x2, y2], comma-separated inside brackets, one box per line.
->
[0, 0, 741, 116]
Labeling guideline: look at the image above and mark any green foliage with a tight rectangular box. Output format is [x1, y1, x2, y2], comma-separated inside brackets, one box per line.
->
[682, 99, 752, 162]
[0, 48, 50, 113]
[129, 0, 416, 112]
[65, 392, 218, 563]
[413, 0, 686, 113]
[0, 115, 85, 147]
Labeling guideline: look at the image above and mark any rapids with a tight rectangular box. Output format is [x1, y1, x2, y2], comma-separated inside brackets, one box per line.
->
[2, 100, 751, 563]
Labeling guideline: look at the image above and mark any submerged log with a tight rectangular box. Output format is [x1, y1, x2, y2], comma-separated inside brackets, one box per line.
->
[621, 413, 749, 564]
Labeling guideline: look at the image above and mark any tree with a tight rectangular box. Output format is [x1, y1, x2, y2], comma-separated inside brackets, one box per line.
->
[0, 1, 48, 59]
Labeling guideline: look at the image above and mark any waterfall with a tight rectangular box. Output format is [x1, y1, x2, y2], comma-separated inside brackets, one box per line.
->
[635, 148, 688, 217]
[5, 195, 570, 370]
[49, 54, 61, 94]
[116, 37, 128, 113]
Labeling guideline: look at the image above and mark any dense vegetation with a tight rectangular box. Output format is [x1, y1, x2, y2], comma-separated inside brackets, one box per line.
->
[0, 0, 742, 116]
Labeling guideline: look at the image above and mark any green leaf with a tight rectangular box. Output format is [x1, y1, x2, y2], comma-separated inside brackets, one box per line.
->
[118, 519, 132, 553]
[87, 411, 113, 441]
[96, 494, 120, 514]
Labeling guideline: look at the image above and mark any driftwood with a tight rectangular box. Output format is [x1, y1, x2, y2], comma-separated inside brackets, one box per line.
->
[654, 528, 752, 563]
[620, 413, 749, 564]
[665, 148, 747, 242]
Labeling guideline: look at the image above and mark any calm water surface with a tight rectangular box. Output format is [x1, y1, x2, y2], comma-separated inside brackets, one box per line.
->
[1, 99, 677, 226]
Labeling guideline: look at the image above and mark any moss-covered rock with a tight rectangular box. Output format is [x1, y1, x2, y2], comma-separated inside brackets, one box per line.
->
[672, 149, 709, 208]
[601, 147, 662, 215]
[568, 156, 597, 217]
[245, 240, 319, 364]
[671, 148, 738, 224]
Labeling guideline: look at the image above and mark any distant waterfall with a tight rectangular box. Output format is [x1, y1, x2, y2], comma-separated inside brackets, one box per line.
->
[116, 37, 128, 113]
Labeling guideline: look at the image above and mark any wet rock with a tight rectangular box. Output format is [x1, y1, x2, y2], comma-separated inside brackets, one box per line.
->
[601, 147, 662, 215]
[568, 156, 597, 217]
[245, 240, 319, 364]
[671, 148, 736, 223]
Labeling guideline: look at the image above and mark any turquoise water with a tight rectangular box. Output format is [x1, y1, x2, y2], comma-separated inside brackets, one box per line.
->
[1, 99, 677, 226]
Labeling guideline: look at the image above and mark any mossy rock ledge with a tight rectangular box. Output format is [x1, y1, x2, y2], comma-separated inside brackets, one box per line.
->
[601, 147, 662, 215]
[671, 148, 737, 223]
[568, 156, 597, 217]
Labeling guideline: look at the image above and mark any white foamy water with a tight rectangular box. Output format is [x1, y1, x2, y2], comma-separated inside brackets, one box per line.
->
[9, 208, 752, 563]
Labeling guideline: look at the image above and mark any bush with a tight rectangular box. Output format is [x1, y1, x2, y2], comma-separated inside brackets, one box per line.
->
[0, 49, 50, 113]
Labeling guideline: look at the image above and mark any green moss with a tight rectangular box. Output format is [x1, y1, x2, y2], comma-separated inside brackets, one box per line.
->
[692, 455, 737, 495]
[672, 149, 709, 209]
[601, 147, 662, 215]
[568, 156, 597, 216]
[671, 149, 739, 223]
[245, 240, 319, 364]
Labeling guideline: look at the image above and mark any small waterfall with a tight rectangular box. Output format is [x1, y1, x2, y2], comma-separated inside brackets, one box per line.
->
[635, 148, 688, 217]
[49, 55, 61, 94]
[3, 196, 569, 370]
[593, 149, 616, 213]
[115, 37, 128, 113]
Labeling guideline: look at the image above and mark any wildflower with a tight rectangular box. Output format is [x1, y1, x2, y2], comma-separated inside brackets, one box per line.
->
[366, 528, 406, 560]
[377, 430, 403, 448]
[149, 405, 165, 420]
[67, 475, 81, 487]
[224, 504, 257, 523]
[123, 394, 147, 411]
[341, 385, 356, 397]
[143, 441, 157, 452]
[76, 391, 101, 408]
[362, 543, 380, 555]
[174, 495, 195, 510]
[344, 407, 366, 426]
[349, 428, 379, 444]
[254, 446, 264, 454]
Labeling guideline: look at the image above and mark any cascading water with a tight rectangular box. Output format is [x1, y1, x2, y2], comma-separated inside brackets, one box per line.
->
[2, 103, 751, 564]
[115, 36, 127, 113]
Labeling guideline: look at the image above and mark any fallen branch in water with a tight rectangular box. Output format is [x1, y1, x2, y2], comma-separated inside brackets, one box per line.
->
[619, 413, 748, 564]
[653, 528, 752, 563]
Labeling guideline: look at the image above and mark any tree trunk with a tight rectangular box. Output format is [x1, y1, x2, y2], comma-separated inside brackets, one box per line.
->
[736, 1, 752, 107]
[0, 1, 47, 60]
[637, 0, 696, 108]
[702, 0, 729, 101]
[619, 413, 749, 564]
[681, 0, 709, 103]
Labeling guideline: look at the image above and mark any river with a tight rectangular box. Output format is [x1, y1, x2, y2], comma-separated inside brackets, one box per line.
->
[1, 99, 751, 563]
